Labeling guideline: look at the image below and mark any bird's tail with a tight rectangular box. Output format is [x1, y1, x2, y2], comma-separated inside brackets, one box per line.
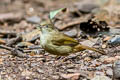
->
[74, 44, 105, 54]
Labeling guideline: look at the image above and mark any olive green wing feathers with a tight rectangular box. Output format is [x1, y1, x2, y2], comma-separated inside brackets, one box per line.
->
[52, 33, 79, 46]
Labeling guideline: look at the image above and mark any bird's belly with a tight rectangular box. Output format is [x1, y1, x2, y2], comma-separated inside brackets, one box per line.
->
[44, 44, 73, 56]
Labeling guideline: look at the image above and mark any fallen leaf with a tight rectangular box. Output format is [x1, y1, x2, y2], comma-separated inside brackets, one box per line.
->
[91, 75, 111, 80]
[103, 36, 111, 41]
[49, 8, 67, 19]
[0, 58, 3, 64]
[104, 57, 117, 63]
[60, 73, 80, 79]
[0, 38, 6, 44]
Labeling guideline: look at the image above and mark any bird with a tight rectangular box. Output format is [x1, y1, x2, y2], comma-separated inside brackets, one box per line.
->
[38, 23, 105, 56]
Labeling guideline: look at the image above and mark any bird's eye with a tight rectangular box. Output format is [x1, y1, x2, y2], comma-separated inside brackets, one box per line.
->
[46, 25, 49, 28]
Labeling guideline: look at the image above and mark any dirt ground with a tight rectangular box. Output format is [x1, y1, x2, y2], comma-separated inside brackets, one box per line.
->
[0, 0, 120, 80]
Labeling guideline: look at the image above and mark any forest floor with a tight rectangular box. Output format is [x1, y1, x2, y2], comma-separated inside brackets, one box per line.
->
[0, 0, 120, 80]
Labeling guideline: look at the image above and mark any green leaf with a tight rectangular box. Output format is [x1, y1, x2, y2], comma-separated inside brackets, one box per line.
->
[49, 8, 66, 19]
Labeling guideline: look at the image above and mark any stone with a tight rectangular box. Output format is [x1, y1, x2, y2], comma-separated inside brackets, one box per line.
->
[63, 28, 77, 37]
[26, 16, 41, 24]
[106, 68, 113, 76]
[113, 60, 120, 79]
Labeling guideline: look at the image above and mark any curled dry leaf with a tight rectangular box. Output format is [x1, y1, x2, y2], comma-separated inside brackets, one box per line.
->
[49, 8, 67, 19]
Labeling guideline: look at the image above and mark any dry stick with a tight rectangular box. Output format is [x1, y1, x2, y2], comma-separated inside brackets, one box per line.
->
[0, 45, 43, 58]
[0, 30, 17, 37]
[0, 45, 12, 51]
[58, 15, 90, 30]
[112, 61, 115, 80]
[0, 45, 28, 58]
[6, 35, 22, 46]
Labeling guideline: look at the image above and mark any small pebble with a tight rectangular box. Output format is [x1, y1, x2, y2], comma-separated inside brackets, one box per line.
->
[102, 44, 107, 48]
[63, 28, 77, 37]
[106, 68, 113, 76]
[113, 60, 120, 79]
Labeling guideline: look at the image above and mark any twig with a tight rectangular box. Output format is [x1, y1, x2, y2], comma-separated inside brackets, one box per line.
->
[27, 45, 42, 50]
[112, 61, 115, 80]
[0, 45, 28, 58]
[0, 30, 17, 37]
[6, 35, 22, 46]
[0, 45, 12, 51]
[58, 15, 90, 30]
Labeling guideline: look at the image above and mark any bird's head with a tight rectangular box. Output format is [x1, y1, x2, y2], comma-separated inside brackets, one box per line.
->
[37, 22, 54, 34]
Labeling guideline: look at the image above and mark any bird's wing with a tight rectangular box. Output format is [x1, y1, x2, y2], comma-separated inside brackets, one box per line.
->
[52, 33, 79, 46]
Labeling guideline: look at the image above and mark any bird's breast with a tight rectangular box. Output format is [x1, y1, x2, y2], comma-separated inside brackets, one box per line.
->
[40, 33, 51, 47]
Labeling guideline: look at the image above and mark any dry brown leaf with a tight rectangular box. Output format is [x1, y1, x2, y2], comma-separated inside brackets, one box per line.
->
[60, 73, 80, 79]
[0, 58, 3, 64]
[103, 36, 111, 41]
[104, 57, 117, 63]
[22, 29, 41, 42]
[0, 38, 6, 44]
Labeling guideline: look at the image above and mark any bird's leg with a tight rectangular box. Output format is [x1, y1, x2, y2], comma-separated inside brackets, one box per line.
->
[54, 55, 67, 63]
[55, 55, 60, 60]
